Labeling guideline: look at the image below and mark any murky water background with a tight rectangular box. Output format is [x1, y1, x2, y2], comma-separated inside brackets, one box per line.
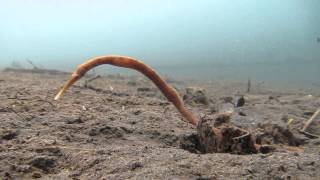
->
[1, 0, 319, 89]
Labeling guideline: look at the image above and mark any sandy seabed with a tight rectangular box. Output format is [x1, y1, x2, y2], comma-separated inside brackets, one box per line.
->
[0, 71, 319, 179]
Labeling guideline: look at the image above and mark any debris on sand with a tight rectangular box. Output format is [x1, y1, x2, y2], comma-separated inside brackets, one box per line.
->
[235, 95, 245, 107]
[0, 129, 19, 140]
[255, 123, 302, 146]
[300, 109, 320, 139]
[3, 67, 69, 76]
[197, 113, 257, 154]
[29, 156, 57, 172]
[183, 87, 209, 105]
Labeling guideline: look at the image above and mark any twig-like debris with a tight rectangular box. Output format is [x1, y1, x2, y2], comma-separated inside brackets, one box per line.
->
[232, 128, 250, 140]
[301, 108, 320, 132]
[26, 59, 39, 70]
[35, 92, 55, 108]
[299, 130, 320, 139]
[84, 75, 101, 88]
[3, 67, 69, 75]
[54, 55, 199, 125]
[300, 108, 320, 138]
[247, 78, 251, 93]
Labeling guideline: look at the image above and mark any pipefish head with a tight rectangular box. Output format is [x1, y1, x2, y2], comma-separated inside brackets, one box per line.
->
[54, 64, 87, 100]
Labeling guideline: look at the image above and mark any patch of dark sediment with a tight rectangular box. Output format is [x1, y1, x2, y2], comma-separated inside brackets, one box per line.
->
[180, 114, 304, 155]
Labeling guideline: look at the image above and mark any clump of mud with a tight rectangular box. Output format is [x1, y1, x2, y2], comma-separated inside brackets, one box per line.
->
[180, 114, 304, 155]
[255, 123, 302, 146]
[196, 113, 257, 154]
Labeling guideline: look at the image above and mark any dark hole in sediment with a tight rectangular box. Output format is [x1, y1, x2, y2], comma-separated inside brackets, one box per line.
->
[179, 133, 203, 154]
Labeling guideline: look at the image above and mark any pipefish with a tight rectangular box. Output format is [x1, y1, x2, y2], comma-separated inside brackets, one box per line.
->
[54, 55, 199, 126]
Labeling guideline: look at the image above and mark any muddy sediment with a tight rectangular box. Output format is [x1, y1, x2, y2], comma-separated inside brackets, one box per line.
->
[0, 71, 320, 179]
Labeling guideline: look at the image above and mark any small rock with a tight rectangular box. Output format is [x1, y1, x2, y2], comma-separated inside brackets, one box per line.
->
[88, 125, 124, 138]
[220, 96, 234, 104]
[246, 167, 255, 174]
[32, 172, 42, 178]
[278, 165, 286, 172]
[133, 109, 142, 115]
[255, 123, 302, 146]
[196, 176, 214, 180]
[112, 92, 129, 97]
[268, 96, 280, 102]
[137, 87, 151, 92]
[308, 161, 315, 166]
[127, 81, 137, 86]
[0, 107, 9, 112]
[65, 135, 72, 141]
[1, 129, 19, 140]
[4, 172, 11, 177]
[88, 129, 98, 136]
[66, 117, 84, 124]
[235, 96, 245, 107]
[183, 87, 209, 105]
[41, 122, 49, 126]
[30, 156, 56, 171]
[303, 111, 315, 116]
[130, 162, 143, 171]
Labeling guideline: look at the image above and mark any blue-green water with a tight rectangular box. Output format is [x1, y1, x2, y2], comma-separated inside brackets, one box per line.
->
[0, 0, 319, 89]
[98, 60, 320, 89]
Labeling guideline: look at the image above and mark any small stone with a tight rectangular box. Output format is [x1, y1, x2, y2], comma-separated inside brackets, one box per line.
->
[183, 87, 209, 105]
[127, 81, 137, 86]
[4, 172, 11, 177]
[66, 117, 84, 124]
[238, 111, 247, 116]
[30, 156, 56, 171]
[137, 87, 151, 92]
[32, 172, 42, 178]
[0, 107, 9, 112]
[303, 111, 315, 116]
[1, 129, 19, 140]
[130, 162, 143, 171]
[235, 96, 245, 107]
[196, 176, 213, 180]
[133, 110, 142, 115]
[220, 96, 233, 103]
